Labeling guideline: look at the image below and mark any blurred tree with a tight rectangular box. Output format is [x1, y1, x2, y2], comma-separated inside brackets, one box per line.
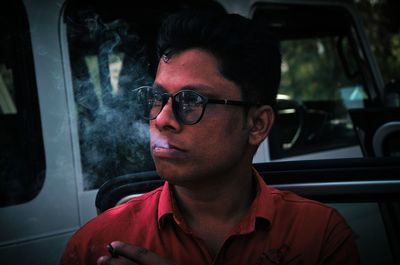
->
[355, 0, 400, 83]
[280, 37, 353, 101]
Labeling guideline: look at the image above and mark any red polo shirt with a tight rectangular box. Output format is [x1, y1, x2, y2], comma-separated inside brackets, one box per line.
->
[61, 170, 360, 265]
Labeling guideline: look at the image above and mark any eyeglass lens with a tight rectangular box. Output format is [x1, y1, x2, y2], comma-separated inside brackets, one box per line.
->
[134, 86, 206, 125]
[175, 91, 205, 124]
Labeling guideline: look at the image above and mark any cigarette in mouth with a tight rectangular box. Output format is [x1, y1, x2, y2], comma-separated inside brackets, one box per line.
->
[107, 243, 118, 258]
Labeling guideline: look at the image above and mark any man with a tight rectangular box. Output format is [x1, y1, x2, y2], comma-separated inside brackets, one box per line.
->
[61, 10, 360, 265]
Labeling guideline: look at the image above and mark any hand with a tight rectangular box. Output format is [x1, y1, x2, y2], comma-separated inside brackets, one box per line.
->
[97, 241, 177, 265]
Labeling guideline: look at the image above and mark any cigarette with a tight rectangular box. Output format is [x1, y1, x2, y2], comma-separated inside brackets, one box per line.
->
[107, 243, 118, 258]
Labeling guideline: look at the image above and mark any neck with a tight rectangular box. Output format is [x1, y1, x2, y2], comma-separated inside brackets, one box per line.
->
[172, 165, 255, 225]
[171, 165, 256, 258]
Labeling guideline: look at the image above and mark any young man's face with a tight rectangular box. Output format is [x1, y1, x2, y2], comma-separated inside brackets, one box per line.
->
[150, 48, 252, 187]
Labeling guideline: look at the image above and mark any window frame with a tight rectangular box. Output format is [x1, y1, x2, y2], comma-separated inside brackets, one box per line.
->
[0, 1, 46, 207]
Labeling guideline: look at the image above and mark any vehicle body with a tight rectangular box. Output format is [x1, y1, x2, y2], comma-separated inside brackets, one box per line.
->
[0, 0, 399, 264]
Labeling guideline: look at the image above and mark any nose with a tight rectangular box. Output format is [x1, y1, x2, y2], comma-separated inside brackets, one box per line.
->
[152, 97, 182, 132]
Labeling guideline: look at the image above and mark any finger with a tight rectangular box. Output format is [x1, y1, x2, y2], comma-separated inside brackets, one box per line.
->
[107, 243, 119, 258]
[110, 241, 175, 265]
[97, 256, 112, 265]
[97, 255, 139, 265]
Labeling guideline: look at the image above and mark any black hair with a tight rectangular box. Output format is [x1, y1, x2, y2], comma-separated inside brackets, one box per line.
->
[157, 10, 281, 108]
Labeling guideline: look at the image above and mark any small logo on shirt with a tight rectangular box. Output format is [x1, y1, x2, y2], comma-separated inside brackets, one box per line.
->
[255, 244, 302, 265]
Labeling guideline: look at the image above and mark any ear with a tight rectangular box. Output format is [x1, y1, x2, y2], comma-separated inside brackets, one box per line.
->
[247, 105, 275, 146]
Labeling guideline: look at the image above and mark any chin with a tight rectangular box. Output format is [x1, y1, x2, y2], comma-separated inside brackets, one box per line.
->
[154, 164, 194, 186]
[155, 163, 181, 181]
[158, 172, 187, 186]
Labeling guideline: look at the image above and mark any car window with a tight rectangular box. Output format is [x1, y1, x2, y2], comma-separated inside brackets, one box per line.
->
[252, 3, 374, 160]
[0, 1, 45, 207]
[355, 0, 400, 89]
[65, 10, 155, 190]
[272, 35, 365, 158]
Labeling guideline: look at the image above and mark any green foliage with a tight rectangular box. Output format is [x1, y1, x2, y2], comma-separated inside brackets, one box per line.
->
[280, 37, 358, 101]
[355, 0, 400, 83]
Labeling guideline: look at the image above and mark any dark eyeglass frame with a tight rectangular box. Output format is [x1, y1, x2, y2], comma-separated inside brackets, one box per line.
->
[133, 86, 255, 125]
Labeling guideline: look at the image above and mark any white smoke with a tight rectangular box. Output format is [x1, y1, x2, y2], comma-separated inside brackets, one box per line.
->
[69, 12, 155, 190]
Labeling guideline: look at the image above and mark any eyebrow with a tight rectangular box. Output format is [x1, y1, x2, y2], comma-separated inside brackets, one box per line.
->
[152, 83, 220, 98]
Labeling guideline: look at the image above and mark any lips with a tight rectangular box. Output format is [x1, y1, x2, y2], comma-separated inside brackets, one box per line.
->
[152, 143, 183, 152]
[151, 141, 187, 159]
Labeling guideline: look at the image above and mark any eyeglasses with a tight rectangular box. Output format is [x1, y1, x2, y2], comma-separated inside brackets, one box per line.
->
[132, 86, 254, 125]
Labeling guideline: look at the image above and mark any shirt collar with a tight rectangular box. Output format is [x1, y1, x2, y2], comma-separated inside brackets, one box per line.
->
[157, 181, 175, 228]
[251, 167, 275, 224]
[157, 168, 275, 229]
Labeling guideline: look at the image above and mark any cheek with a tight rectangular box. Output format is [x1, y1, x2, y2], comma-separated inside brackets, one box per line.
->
[216, 109, 248, 139]
[197, 116, 248, 155]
